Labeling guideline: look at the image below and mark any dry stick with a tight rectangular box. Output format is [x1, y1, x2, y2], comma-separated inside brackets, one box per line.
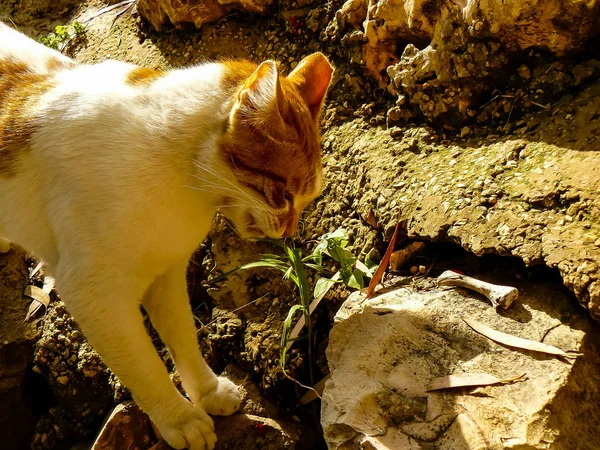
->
[437, 270, 518, 309]
[366, 221, 401, 299]
[82, 0, 135, 23]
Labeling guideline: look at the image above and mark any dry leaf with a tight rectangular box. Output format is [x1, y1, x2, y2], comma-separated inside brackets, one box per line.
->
[389, 241, 425, 271]
[463, 318, 583, 359]
[28, 260, 44, 280]
[299, 374, 331, 405]
[23, 276, 55, 322]
[426, 372, 526, 391]
[366, 222, 400, 299]
[363, 209, 378, 229]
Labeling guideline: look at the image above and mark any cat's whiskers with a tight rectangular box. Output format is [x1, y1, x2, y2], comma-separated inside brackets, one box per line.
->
[193, 161, 269, 211]
[186, 173, 262, 206]
[184, 185, 253, 206]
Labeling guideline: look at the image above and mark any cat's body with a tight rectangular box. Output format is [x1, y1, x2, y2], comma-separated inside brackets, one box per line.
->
[0, 22, 332, 450]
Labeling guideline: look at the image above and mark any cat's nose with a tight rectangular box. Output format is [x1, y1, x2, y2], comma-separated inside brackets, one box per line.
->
[282, 221, 298, 238]
[281, 211, 299, 237]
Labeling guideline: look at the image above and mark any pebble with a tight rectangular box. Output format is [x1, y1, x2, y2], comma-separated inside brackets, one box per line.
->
[56, 376, 69, 385]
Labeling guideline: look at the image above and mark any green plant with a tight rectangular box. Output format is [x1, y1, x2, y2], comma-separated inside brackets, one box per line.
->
[39, 21, 86, 51]
[213, 228, 377, 387]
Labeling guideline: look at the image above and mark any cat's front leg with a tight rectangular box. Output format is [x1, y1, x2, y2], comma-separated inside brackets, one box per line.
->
[143, 258, 242, 416]
[57, 271, 217, 450]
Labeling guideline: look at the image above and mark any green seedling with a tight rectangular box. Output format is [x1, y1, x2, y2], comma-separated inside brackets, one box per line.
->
[213, 228, 377, 387]
[40, 21, 86, 51]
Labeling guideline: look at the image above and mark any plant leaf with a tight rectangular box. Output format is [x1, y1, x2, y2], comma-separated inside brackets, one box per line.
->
[347, 269, 364, 289]
[355, 259, 375, 278]
[426, 372, 526, 391]
[287, 271, 341, 351]
[314, 277, 337, 300]
[366, 222, 401, 299]
[209, 257, 288, 283]
[463, 318, 583, 359]
[280, 304, 305, 367]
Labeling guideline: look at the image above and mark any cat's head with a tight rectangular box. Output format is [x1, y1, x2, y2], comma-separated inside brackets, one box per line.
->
[215, 53, 334, 239]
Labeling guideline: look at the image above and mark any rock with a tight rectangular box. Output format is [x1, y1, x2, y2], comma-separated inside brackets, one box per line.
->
[463, 0, 600, 55]
[336, 0, 368, 29]
[334, 0, 600, 120]
[363, 0, 435, 46]
[517, 64, 531, 80]
[306, 80, 600, 318]
[91, 401, 155, 450]
[137, 0, 274, 30]
[213, 414, 302, 450]
[0, 249, 43, 449]
[322, 278, 600, 449]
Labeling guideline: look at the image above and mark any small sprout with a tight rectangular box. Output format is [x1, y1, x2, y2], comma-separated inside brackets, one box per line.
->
[39, 22, 86, 51]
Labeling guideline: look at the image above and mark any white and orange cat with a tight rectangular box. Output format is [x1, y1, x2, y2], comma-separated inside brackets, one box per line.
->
[0, 22, 332, 450]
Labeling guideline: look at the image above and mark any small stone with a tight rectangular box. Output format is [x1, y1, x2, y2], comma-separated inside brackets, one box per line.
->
[460, 126, 471, 138]
[506, 160, 518, 168]
[594, 238, 600, 247]
[56, 376, 69, 385]
[410, 266, 419, 275]
[517, 64, 531, 79]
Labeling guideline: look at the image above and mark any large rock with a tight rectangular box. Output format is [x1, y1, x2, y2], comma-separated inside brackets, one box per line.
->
[92, 402, 155, 450]
[137, 0, 275, 30]
[322, 277, 600, 449]
[307, 78, 600, 320]
[0, 248, 42, 449]
[332, 0, 600, 119]
[463, 0, 600, 55]
[89, 367, 306, 450]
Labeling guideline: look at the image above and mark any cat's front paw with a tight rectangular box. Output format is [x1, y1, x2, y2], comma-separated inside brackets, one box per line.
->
[156, 401, 216, 450]
[198, 376, 241, 416]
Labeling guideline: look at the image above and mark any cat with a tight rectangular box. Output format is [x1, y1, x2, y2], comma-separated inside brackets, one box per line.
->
[0, 22, 333, 450]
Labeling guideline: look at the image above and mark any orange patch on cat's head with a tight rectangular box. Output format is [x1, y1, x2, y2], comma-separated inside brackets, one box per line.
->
[0, 58, 54, 177]
[217, 53, 334, 238]
[125, 67, 165, 87]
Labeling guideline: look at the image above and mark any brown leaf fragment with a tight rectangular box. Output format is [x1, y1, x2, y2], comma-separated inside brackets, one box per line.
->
[389, 241, 425, 271]
[366, 221, 400, 299]
[300, 374, 331, 405]
[426, 372, 526, 391]
[463, 318, 583, 359]
[363, 208, 378, 229]
[23, 276, 55, 322]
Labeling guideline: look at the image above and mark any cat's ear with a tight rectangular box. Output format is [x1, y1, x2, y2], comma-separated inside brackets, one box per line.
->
[288, 53, 334, 119]
[237, 60, 288, 122]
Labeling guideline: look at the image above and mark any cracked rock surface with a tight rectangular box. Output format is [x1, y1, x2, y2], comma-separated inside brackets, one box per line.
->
[322, 277, 600, 449]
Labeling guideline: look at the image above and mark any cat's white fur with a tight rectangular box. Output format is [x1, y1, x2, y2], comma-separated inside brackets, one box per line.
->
[0, 23, 250, 450]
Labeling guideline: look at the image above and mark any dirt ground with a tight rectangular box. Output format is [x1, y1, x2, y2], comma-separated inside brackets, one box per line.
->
[1, 0, 600, 448]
